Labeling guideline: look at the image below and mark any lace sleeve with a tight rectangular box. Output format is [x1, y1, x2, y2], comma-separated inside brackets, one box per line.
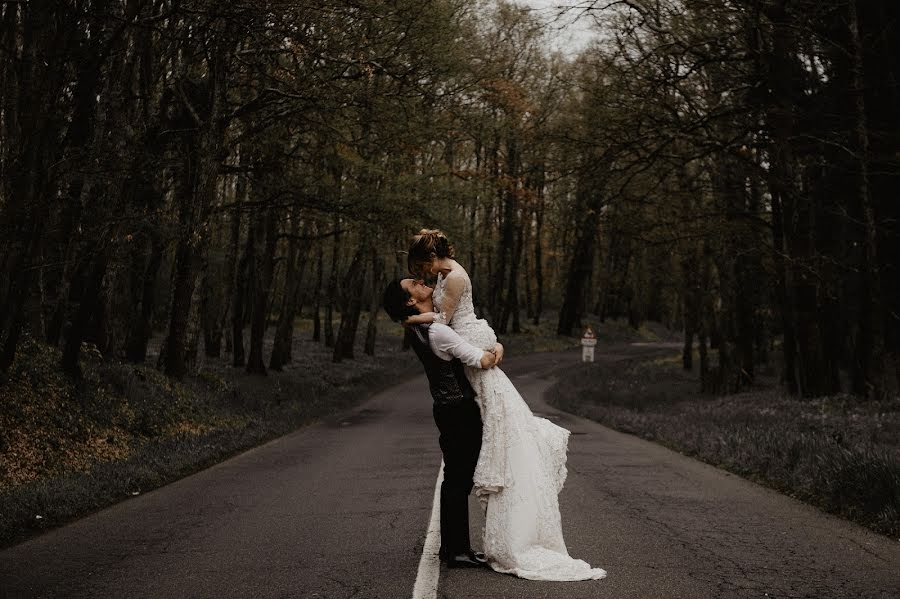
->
[434, 274, 465, 325]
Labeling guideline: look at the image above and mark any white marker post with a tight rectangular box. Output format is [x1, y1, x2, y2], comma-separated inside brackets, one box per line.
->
[581, 326, 597, 362]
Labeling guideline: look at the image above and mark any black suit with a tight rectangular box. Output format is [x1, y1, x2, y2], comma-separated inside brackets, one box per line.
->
[406, 324, 483, 557]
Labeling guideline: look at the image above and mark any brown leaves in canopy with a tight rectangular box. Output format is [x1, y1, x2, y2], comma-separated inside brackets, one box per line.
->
[481, 77, 537, 122]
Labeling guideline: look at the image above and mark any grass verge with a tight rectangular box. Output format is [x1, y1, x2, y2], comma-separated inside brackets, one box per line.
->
[546, 353, 900, 539]
[0, 322, 418, 548]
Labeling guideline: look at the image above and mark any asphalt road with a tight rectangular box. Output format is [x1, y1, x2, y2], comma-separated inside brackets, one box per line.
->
[1, 346, 899, 599]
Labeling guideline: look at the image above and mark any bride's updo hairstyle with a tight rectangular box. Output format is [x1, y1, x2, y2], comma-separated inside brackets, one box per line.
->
[407, 228, 455, 277]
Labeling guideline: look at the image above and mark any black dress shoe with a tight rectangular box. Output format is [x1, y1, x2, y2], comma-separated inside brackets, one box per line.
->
[444, 551, 489, 569]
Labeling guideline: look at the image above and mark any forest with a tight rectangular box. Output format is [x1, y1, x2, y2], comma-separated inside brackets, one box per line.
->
[0, 0, 898, 400]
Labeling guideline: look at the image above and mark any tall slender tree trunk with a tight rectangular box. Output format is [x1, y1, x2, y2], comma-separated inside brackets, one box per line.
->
[246, 206, 278, 375]
[324, 224, 340, 348]
[532, 183, 545, 326]
[681, 243, 699, 371]
[333, 248, 366, 362]
[125, 227, 163, 363]
[61, 248, 109, 377]
[698, 238, 715, 392]
[558, 175, 602, 336]
[222, 173, 246, 356]
[184, 242, 209, 372]
[487, 133, 503, 318]
[848, 0, 887, 399]
[504, 210, 523, 334]
[523, 206, 533, 322]
[364, 249, 383, 356]
[698, 332, 709, 388]
[270, 213, 308, 371]
[231, 215, 252, 367]
[158, 218, 205, 377]
[312, 240, 323, 342]
[767, 0, 802, 395]
[468, 144, 480, 309]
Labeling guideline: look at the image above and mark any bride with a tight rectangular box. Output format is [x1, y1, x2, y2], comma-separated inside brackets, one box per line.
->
[404, 229, 607, 582]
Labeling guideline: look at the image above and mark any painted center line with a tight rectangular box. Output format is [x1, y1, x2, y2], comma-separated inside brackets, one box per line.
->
[412, 462, 444, 599]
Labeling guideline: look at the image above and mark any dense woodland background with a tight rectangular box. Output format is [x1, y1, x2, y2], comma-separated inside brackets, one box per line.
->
[0, 0, 898, 398]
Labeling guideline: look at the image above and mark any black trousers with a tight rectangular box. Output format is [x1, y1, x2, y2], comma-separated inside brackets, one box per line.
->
[433, 397, 483, 557]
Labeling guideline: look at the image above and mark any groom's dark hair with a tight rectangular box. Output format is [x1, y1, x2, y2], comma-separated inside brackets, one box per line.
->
[382, 279, 420, 322]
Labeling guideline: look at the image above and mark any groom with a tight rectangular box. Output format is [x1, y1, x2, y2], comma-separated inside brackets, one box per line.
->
[382, 278, 502, 569]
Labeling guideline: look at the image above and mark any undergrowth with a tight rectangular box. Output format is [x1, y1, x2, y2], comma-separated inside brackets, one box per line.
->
[547, 354, 900, 539]
[0, 326, 417, 547]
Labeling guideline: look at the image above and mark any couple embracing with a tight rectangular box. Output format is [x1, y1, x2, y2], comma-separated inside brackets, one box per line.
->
[382, 229, 607, 582]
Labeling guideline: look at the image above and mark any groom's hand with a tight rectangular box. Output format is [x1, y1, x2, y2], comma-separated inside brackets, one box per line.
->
[479, 350, 497, 369]
[492, 343, 504, 365]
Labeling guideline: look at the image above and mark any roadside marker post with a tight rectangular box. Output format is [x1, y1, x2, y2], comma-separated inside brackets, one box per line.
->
[581, 326, 597, 362]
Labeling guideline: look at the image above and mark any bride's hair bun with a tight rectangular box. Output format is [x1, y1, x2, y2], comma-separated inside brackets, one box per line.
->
[411, 228, 455, 259]
[407, 228, 455, 274]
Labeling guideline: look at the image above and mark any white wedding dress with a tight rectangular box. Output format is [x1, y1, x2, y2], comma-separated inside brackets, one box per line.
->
[433, 270, 607, 581]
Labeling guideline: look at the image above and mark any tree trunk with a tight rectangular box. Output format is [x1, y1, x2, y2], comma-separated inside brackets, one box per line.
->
[698, 332, 709, 390]
[184, 243, 209, 372]
[487, 133, 503, 319]
[767, 0, 803, 395]
[523, 218, 534, 322]
[312, 240, 323, 342]
[61, 248, 109, 378]
[505, 210, 523, 334]
[532, 187, 545, 326]
[246, 206, 278, 375]
[158, 222, 204, 378]
[364, 250, 383, 356]
[711, 157, 753, 393]
[125, 226, 163, 363]
[158, 39, 229, 378]
[270, 213, 308, 371]
[698, 237, 717, 393]
[333, 248, 366, 362]
[0, 3, 60, 370]
[43, 0, 107, 348]
[558, 180, 601, 336]
[848, 0, 887, 399]
[202, 184, 230, 359]
[231, 221, 252, 367]
[681, 247, 698, 371]
[324, 224, 340, 348]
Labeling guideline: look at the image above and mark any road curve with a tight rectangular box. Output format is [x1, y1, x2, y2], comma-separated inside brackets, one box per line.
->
[1, 346, 898, 599]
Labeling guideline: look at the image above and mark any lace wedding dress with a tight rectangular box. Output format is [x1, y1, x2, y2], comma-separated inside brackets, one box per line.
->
[433, 270, 607, 581]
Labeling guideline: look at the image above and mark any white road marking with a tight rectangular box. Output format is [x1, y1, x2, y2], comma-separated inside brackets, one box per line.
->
[412, 461, 444, 599]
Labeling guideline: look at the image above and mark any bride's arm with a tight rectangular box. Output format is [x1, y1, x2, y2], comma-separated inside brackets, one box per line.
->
[433, 274, 465, 326]
[403, 311, 438, 325]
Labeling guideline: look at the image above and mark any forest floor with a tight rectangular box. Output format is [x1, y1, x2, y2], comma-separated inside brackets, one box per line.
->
[546, 350, 900, 539]
[0, 312, 659, 548]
